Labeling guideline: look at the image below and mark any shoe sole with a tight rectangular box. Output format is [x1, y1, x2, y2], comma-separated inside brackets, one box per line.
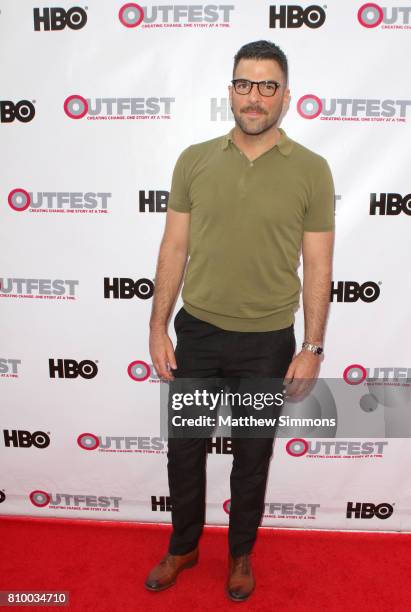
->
[144, 557, 198, 592]
[145, 580, 176, 592]
[225, 586, 255, 602]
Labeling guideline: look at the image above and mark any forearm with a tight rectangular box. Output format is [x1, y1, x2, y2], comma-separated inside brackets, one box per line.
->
[150, 239, 188, 332]
[302, 264, 332, 346]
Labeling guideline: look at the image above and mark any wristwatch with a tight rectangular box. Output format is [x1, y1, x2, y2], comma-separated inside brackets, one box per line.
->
[302, 341, 323, 356]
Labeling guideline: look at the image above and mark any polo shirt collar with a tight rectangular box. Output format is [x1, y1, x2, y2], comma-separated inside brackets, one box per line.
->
[221, 127, 293, 157]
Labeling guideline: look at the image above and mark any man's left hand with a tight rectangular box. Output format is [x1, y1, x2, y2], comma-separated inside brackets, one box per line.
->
[283, 350, 321, 399]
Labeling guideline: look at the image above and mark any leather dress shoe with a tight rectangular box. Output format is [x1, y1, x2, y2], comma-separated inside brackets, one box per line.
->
[145, 547, 199, 592]
[226, 553, 255, 602]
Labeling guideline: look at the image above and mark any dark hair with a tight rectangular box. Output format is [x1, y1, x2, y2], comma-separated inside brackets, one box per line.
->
[233, 40, 288, 83]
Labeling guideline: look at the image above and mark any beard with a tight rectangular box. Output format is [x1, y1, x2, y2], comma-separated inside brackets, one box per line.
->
[231, 103, 282, 136]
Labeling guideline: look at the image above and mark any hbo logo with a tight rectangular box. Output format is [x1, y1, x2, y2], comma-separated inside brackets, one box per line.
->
[104, 278, 154, 300]
[330, 281, 380, 303]
[33, 7, 87, 31]
[0, 100, 35, 123]
[370, 193, 411, 216]
[3, 430, 50, 449]
[49, 359, 98, 379]
[269, 5, 326, 28]
[346, 502, 393, 520]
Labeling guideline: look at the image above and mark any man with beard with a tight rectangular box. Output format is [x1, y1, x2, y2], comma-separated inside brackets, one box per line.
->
[146, 40, 335, 601]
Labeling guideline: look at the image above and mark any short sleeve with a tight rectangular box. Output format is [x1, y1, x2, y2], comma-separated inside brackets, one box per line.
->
[167, 147, 192, 213]
[303, 157, 335, 232]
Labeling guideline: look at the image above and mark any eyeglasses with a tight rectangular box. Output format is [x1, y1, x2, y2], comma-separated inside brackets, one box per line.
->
[231, 79, 281, 97]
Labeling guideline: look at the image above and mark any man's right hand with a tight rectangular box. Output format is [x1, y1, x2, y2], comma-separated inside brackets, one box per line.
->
[149, 328, 178, 381]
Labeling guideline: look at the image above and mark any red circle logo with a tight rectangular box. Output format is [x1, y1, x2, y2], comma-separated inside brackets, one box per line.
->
[343, 364, 367, 385]
[8, 188, 31, 211]
[357, 3, 384, 28]
[64, 95, 88, 119]
[128, 360, 151, 382]
[77, 432, 99, 450]
[285, 438, 309, 457]
[30, 490, 51, 507]
[119, 3, 145, 27]
[297, 94, 322, 119]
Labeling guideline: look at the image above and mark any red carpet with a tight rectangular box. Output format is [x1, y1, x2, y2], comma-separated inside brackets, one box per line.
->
[0, 516, 409, 611]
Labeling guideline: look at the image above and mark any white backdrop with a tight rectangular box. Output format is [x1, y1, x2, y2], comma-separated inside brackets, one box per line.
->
[1, 0, 411, 531]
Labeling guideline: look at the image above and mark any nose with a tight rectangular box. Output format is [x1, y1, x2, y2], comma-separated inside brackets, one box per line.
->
[248, 83, 262, 103]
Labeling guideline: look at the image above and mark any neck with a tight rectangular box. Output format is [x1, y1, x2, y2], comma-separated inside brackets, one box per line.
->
[232, 124, 281, 160]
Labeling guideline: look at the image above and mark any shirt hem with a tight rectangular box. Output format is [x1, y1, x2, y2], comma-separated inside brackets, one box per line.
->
[183, 303, 295, 332]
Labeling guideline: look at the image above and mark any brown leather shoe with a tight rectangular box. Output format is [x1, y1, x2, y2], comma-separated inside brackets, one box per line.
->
[144, 547, 199, 592]
[226, 553, 255, 602]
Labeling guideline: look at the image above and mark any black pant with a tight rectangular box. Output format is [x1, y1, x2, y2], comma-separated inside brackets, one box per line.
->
[167, 307, 296, 557]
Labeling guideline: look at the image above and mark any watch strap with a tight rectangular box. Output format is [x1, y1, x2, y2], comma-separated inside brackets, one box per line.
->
[302, 341, 323, 356]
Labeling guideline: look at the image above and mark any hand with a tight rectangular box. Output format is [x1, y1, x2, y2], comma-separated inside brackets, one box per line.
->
[149, 328, 177, 381]
[283, 350, 321, 399]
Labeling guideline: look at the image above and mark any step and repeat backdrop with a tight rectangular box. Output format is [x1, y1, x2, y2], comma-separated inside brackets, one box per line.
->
[1, 0, 411, 531]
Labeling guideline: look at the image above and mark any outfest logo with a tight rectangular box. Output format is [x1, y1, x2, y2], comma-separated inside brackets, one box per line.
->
[343, 363, 411, 386]
[0, 359, 21, 378]
[343, 364, 411, 431]
[0, 278, 78, 300]
[297, 94, 411, 122]
[63, 95, 175, 120]
[77, 432, 167, 453]
[127, 360, 161, 382]
[29, 490, 121, 512]
[357, 3, 411, 29]
[223, 498, 320, 519]
[8, 188, 111, 214]
[285, 438, 388, 458]
[118, 3, 234, 28]
[263, 502, 320, 519]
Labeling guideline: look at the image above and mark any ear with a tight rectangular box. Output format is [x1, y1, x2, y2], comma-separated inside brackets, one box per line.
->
[228, 83, 233, 106]
[282, 87, 291, 113]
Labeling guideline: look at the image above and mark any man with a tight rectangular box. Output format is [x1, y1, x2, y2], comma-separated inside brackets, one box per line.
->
[146, 40, 334, 601]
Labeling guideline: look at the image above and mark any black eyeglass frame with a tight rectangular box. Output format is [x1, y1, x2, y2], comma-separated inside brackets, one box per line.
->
[231, 79, 281, 97]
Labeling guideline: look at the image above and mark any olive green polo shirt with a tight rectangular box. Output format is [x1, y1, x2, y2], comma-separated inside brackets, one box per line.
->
[167, 128, 335, 332]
